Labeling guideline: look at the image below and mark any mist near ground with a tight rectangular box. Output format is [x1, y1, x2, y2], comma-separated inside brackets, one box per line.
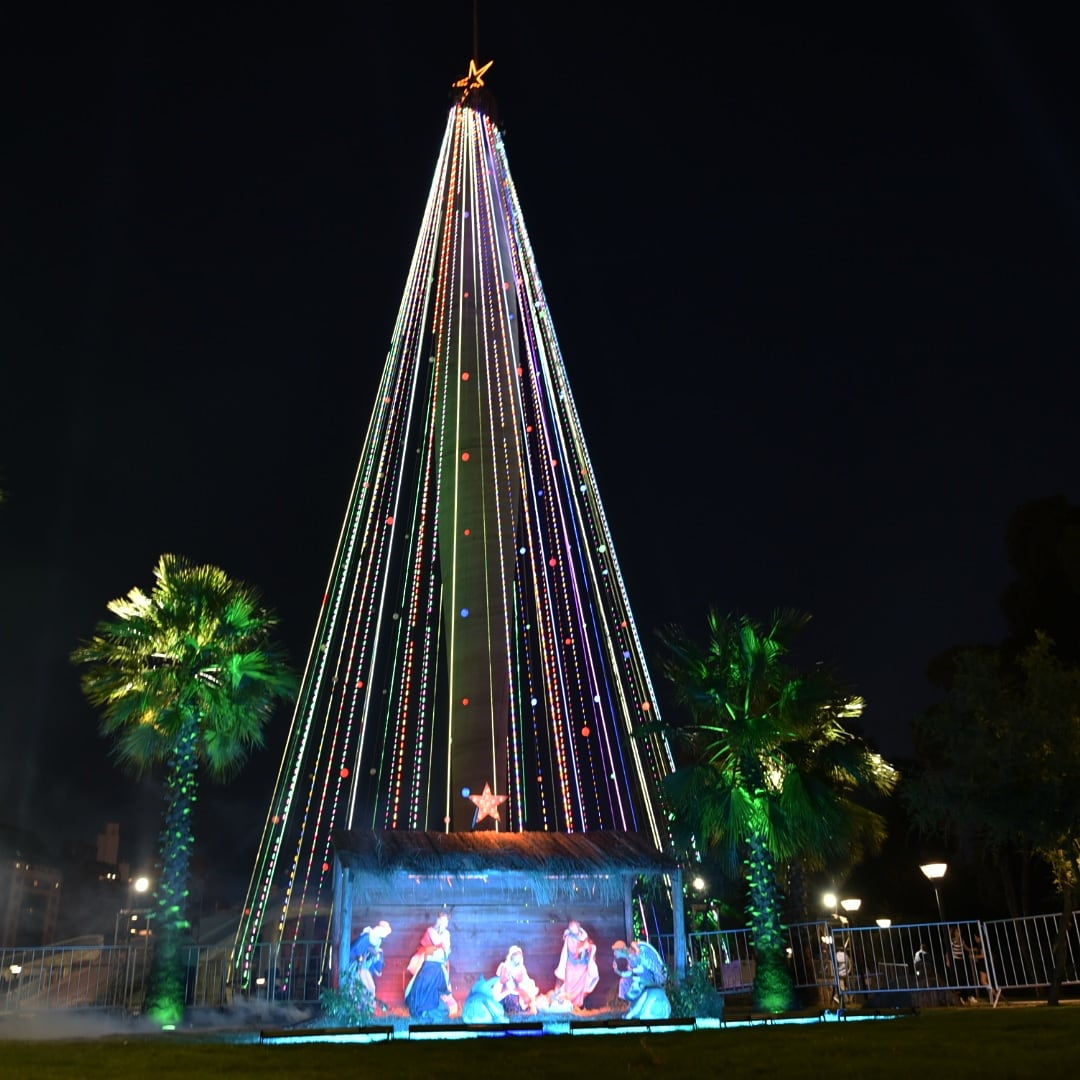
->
[0, 1000, 315, 1041]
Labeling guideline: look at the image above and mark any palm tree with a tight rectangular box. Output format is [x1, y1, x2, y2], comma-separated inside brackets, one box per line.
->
[656, 608, 898, 1013]
[72, 554, 296, 1027]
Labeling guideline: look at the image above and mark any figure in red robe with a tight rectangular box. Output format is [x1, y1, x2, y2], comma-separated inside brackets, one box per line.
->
[553, 920, 599, 1008]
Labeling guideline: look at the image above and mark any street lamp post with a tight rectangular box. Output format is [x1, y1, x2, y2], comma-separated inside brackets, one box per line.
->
[822, 892, 839, 924]
[920, 862, 947, 921]
[113, 873, 154, 1010]
[840, 898, 862, 923]
[115, 874, 153, 944]
[6, 964, 22, 1012]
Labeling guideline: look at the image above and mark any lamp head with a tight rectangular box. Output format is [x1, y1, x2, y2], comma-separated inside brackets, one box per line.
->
[920, 862, 947, 882]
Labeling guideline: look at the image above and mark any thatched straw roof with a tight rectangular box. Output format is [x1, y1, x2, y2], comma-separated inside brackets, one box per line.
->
[333, 829, 680, 878]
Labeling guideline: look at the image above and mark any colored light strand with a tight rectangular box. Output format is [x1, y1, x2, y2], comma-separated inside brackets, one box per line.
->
[234, 95, 675, 986]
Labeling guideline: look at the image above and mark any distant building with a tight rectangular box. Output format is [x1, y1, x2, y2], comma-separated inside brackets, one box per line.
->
[96, 822, 121, 867]
[0, 824, 63, 946]
[52, 823, 131, 943]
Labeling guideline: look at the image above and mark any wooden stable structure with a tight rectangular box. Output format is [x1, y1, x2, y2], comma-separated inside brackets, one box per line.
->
[331, 830, 685, 1012]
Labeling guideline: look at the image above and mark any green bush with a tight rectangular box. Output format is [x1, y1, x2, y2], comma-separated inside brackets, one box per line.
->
[319, 966, 378, 1027]
[667, 960, 725, 1019]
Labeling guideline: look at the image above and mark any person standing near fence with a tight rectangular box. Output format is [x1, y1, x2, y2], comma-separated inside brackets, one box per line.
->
[913, 942, 928, 980]
[970, 932, 1000, 1004]
[948, 927, 977, 1004]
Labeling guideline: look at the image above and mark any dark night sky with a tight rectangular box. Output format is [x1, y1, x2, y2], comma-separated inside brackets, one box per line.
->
[2, 4, 1078, 894]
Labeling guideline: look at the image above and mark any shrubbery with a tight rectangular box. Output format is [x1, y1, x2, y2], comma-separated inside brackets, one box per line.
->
[667, 960, 725, 1019]
[319, 965, 378, 1026]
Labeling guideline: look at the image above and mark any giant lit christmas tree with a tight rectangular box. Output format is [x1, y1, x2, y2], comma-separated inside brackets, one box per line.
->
[234, 61, 675, 986]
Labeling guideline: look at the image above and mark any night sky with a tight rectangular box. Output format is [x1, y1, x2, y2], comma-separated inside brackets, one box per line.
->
[2, 4, 1077, 894]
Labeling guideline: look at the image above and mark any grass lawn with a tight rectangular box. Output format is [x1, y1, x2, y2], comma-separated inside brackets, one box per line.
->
[2, 1005, 1077, 1078]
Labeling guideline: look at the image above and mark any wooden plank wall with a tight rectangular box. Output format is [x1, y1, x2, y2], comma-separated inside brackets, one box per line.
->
[348, 883, 630, 1011]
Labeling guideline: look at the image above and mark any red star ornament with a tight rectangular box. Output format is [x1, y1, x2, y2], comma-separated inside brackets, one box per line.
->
[469, 783, 508, 825]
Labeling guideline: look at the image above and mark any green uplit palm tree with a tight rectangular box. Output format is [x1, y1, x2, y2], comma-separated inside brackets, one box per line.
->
[73, 554, 296, 1028]
[656, 609, 898, 1013]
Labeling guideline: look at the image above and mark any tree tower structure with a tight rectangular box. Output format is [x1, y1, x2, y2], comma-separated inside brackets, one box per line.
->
[234, 60, 675, 988]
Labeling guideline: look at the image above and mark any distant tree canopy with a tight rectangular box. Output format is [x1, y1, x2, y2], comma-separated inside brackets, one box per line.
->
[907, 637, 1080, 890]
[928, 495, 1080, 693]
[1000, 495, 1080, 664]
[907, 495, 1080, 1004]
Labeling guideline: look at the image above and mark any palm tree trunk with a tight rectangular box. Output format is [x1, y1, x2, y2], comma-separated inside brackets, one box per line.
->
[745, 833, 794, 1013]
[144, 710, 199, 1027]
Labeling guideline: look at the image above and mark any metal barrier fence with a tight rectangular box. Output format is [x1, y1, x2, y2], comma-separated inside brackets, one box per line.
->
[785, 919, 995, 1009]
[0, 940, 328, 1014]
[2, 912, 1077, 1015]
[687, 911, 1080, 1008]
[981, 912, 1080, 992]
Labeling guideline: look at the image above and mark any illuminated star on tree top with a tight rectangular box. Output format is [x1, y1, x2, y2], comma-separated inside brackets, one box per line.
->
[469, 782, 508, 826]
[453, 58, 494, 95]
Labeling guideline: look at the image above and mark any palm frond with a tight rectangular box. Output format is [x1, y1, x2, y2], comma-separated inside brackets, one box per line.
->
[657, 605, 899, 885]
[73, 554, 297, 782]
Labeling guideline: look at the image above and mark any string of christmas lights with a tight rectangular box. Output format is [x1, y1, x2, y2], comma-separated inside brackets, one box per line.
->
[234, 73, 675, 988]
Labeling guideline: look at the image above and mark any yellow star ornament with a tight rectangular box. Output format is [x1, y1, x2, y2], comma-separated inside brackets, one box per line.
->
[469, 782, 508, 825]
[453, 58, 494, 94]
